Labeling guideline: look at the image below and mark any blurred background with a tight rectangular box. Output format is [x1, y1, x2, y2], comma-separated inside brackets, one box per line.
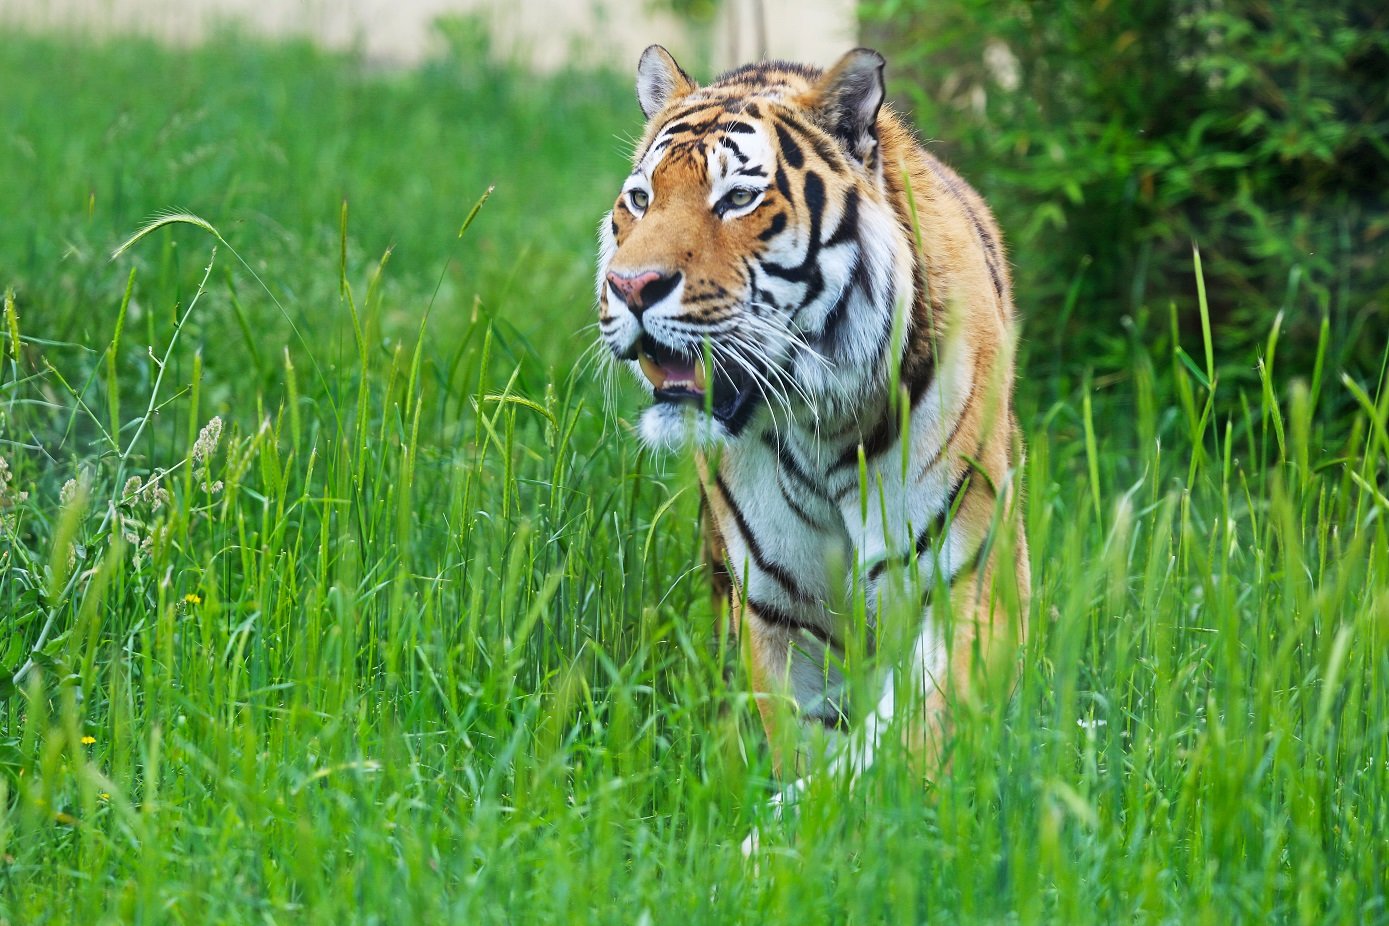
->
[0, 0, 855, 71]
[2, 0, 1382, 375]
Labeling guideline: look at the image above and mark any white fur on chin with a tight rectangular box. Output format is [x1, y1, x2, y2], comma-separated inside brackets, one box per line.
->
[637, 403, 735, 450]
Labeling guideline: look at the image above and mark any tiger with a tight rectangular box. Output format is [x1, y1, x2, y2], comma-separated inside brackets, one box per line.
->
[595, 45, 1030, 851]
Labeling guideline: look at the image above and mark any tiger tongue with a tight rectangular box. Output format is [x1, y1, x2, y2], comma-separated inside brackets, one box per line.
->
[638, 349, 707, 393]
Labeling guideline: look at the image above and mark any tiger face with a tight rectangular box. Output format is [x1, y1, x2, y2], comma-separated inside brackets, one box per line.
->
[597, 46, 914, 449]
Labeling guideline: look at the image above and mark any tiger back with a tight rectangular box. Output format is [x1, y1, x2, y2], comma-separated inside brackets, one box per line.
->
[595, 45, 1030, 836]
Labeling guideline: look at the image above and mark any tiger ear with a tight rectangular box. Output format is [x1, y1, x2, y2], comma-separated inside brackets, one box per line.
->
[636, 45, 697, 120]
[804, 48, 886, 166]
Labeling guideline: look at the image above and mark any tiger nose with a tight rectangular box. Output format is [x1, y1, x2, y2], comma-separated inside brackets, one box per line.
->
[606, 269, 681, 315]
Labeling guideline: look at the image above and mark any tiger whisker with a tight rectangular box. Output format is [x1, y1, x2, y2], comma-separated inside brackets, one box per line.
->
[716, 339, 804, 437]
[708, 339, 792, 431]
[743, 304, 835, 372]
[722, 331, 820, 420]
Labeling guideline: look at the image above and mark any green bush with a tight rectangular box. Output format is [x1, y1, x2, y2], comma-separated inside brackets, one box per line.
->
[862, 0, 1388, 367]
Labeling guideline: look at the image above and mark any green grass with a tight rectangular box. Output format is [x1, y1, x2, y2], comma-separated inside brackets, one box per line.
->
[2, 30, 1388, 925]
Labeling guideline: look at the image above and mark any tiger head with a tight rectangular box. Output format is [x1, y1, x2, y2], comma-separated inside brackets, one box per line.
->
[597, 45, 915, 449]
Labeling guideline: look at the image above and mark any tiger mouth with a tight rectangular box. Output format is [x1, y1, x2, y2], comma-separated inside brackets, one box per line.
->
[636, 335, 757, 422]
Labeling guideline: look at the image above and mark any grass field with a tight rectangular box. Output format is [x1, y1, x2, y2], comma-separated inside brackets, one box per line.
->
[2, 31, 1387, 924]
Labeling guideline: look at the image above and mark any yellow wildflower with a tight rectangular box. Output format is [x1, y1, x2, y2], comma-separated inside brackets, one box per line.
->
[80, 735, 96, 745]
[184, 593, 202, 605]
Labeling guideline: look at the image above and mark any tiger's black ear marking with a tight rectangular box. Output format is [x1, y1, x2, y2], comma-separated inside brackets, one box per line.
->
[806, 48, 886, 167]
[637, 45, 697, 120]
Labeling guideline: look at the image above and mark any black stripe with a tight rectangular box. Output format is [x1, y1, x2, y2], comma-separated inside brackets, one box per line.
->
[748, 275, 776, 315]
[721, 138, 749, 163]
[715, 474, 814, 604]
[900, 340, 935, 405]
[761, 171, 827, 286]
[907, 482, 995, 592]
[914, 470, 972, 558]
[773, 121, 804, 168]
[758, 211, 787, 241]
[763, 258, 813, 284]
[665, 311, 737, 328]
[818, 252, 864, 343]
[661, 101, 719, 124]
[718, 120, 757, 134]
[779, 477, 831, 530]
[660, 116, 718, 138]
[715, 60, 822, 84]
[777, 112, 845, 169]
[634, 127, 686, 166]
[833, 412, 892, 473]
[823, 190, 860, 248]
[762, 433, 832, 502]
[746, 597, 833, 644]
[829, 369, 933, 474]
[774, 165, 791, 201]
[683, 288, 730, 304]
[802, 171, 827, 232]
[720, 391, 760, 438]
[961, 199, 1004, 297]
[867, 470, 973, 583]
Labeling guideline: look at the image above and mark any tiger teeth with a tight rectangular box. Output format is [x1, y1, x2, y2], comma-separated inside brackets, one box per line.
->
[637, 347, 707, 394]
[638, 350, 667, 389]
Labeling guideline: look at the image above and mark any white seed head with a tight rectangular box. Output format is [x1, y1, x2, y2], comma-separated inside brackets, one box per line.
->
[193, 416, 223, 464]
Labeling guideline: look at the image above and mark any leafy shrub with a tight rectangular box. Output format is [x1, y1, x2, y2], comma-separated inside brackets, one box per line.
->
[862, 0, 1388, 367]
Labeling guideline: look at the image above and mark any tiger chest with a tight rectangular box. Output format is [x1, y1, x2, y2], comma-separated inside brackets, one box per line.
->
[703, 428, 853, 639]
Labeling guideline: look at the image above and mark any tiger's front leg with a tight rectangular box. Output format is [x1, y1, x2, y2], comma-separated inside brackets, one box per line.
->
[732, 595, 854, 779]
[725, 443, 1030, 858]
[697, 447, 861, 851]
[733, 594, 861, 857]
[737, 558, 1026, 858]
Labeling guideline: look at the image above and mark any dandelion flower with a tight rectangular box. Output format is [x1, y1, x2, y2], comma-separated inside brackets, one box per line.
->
[80, 735, 96, 745]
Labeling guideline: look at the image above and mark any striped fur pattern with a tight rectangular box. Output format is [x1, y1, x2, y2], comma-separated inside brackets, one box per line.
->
[596, 46, 1030, 845]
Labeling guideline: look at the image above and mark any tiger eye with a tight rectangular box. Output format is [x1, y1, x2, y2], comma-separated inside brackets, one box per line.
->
[629, 189, 650, 211]
[728, 188, 756, 208]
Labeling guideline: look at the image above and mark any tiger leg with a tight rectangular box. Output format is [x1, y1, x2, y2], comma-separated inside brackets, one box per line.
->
[745, 488, 1027, 855]
[747, 563, 1009, 850]
[700, 488, 741, 694]
[739, 606, 847, 856]
[738, 603, 848, 779]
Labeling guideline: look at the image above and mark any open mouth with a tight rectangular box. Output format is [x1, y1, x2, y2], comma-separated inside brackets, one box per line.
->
[634, 335, 757, 422]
